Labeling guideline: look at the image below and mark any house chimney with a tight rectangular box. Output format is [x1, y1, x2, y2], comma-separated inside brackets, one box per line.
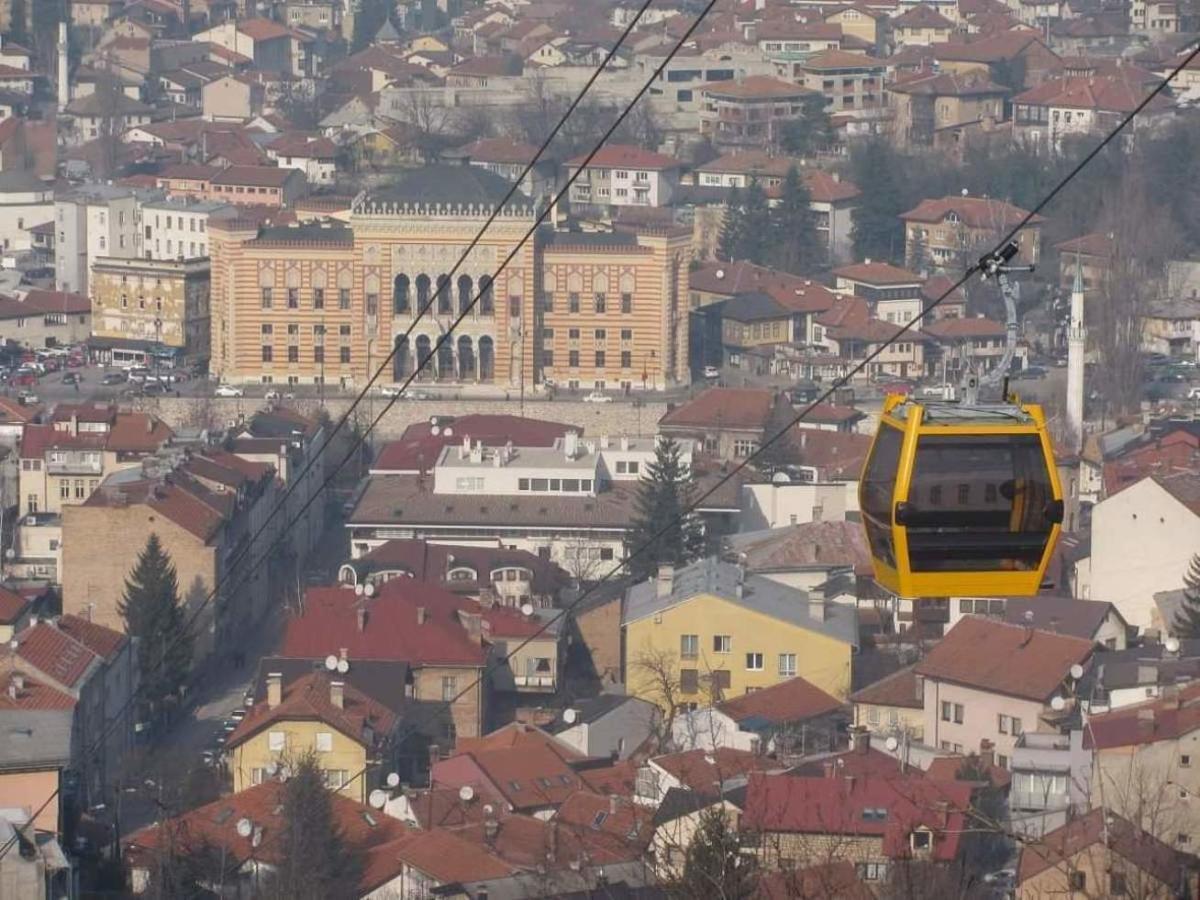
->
[852, 727, 870, 755]
[484, 817, 499, 845]
[330, 680, 344, 709]
[460, 435, 471, 459]
[563, 431, 579, 459]
[823, 760, 837, 779]
[267, 671, 282, 708]
[460, 610, 482, 643]
[978, 739, 995, 770]
[656, 564, 675, 599]
[548, 820, 559, 859]
[609, 795, 618, 815]
[12, 674, 24, 692]
[357, 607, 367, 631]
[417, 606, 427, 625]
[809, 594, 827, 622]
[339, 647, 349, 662]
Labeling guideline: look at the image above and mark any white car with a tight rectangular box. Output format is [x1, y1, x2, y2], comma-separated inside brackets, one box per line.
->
[704, 365, 720, 379]
[584, 391, 613, 403]
[214, 384, 244, 398]
[264, 389, 295, 401]
[377, 385, 403, 398]
[1188, 386, 1200, 400]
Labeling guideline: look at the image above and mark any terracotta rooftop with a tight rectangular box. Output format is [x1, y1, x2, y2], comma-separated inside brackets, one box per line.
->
[227, 671, 397, 749]
[236, 17, 293, 41]
[0, 586, 28, 625]
[1055, 231, 1115, 258]
[834, 261, 923, 285]
[1018, 808, 1189, 887]
[372, 414, 576, 473]
[1013, 74, 1172, 114]
[790, 428, 874, 480]
[901, 194, 1042, 228]
[742, 772, 974, 862]
[566, 144, 680, 170]
[55, 614, 126, 662]
[718, 675, 844, 725]
[923, 316, 1007, 339]
[728, 520, 873, 575]
[15, 619, 106, 690]
[932, 31, 1053, 64]
[652, 747, 778, 792]
[0, 669, 76, 711]
[893, 3, 956, 28]
[453, 136, 542, 165]
[379, 828, 511, 884]
[915, 616, 1094, 702]
[799, 49, 885, 71]
[689, 260, 841, 312]
[210, 165, 298, 188]
[703, 74, 820, 98]
[850, 664, 924, 709]
[659, 387, 779, 431]
[434, 742, 584, 810]
[1085, 681, 1200, 750]
[0, 290, 90, 320]
[281, 579, 487, 668]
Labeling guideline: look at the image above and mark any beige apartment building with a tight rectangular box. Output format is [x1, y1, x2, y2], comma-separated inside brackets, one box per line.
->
[90, 256, 212, 361]
[209, 165, 691, 391]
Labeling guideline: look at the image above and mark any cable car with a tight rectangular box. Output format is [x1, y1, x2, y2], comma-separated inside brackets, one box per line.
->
[860, 394, 1064, 599]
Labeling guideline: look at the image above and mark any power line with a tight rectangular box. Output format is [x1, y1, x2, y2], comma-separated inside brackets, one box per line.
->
[0, 0, 669, 861]
[334, 41, 1200, 800]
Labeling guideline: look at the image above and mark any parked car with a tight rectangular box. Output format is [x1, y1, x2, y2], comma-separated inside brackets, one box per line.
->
[214, 384, 244, 397]
[377, 385, 403, 398]
[229, 708, 247, 722]
[703, 365, 720, 380]
[1015, 366, 1047, 380]
[100, 371, 126, 385]
[584, 391, 613, 403]
[61, 372, 81, 385]
[264, 389, 295, 401]
[17, 391, 38, 404]
[141, 382, 168, 396]
[1188, 386, 1200, 400]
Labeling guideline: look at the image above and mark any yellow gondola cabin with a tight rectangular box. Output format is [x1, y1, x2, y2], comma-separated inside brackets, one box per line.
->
[860, 394, 1064, 599]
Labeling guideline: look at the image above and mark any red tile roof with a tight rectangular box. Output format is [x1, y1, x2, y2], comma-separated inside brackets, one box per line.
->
[893, 3, 956, 28]
[1084, 681, 1200, 750]
[923, 316, 1007, 339]
[734, 520, 873, 575]
[803, 168, 862, 203]
[228, 671, 397, 749]
[236, 17, 293, 41]
[932, 32, 1052, 64]
[382, 828, 512, 883]
[55, 614, 126, 662]
[451, 809, 644, 867]
[16, 620, 102, 690]
[703, 75, 819, 98]
[659, 387, 779, 431]
[0, 289, 90, 320]
[1013, 74, 1172, 113]
[372, 414, 576, 473]
[689, 260, 841, 313]
[834, 261, 923, 286]
[553, 790, 653, 849]
[850, 665, 923, 709]
[924, 753, 1012, 790]
[0, 586, 29, 625]
[267, 133, 337, 158]
[579, 757, 639, 796]
[652, 747, 778, 792]
[901, 195, 1042, 228]
[455, 721, 582, 759]
[799, 50, 885, 71]
[915, 617, 1094, 702]
[718, 676, 844, 725]
[211, 165, 298, 187]
[1018, 808, 1188, 888]
[281, 579, 487, 667]
[0, 670, 77, 711]
[455, 136, 541, 164]
[1055, 231, 1115, 258]
[127, 782, 411, 885]
[791, 429, 874, 481]
[566, 144, 680, 171]
[743, 772, 975, 862]
[758, 862, 875, 900]
[1155, 471, 1200, 517]
[888, 70, 1009, 97]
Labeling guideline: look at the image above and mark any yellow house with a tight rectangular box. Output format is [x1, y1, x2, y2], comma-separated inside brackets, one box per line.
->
[622, 558, 857, 705]
[226, 671, 397, 803]
[407, 34, 450, 53]
[849, 664, 925, 742]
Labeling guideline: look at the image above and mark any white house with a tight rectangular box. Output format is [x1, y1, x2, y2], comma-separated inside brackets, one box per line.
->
[1089, 472, 1200, 631]
[0, 171, 52, 253]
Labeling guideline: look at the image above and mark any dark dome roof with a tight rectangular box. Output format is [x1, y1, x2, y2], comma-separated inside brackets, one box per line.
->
[367, 163, 534, 211]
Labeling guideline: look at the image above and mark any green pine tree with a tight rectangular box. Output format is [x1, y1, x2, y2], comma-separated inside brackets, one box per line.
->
[767, 166, 823, 274]
[740, 178, 772, 265]
[674, 807, 758, 899]
[628, 436, 704, 583]
[1172, 554, 1200, 639]
[755, 394, 799, 475]
[908, 225, 929, 275]
[352, 0, 389, 53]
[717, 185, 744, 262]
[269, 752, 363, 900]
[850, 137, 906, 263]
[780, 93, 834, 157]
[118, 534, 192, 723]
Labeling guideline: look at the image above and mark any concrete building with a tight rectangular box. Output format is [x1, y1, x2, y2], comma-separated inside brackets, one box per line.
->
[901, 194, 1042, 272]
[0, 171, 53, 254]
[0, 290, 91, 349]
[565, 145, 681, 211]
[699, 76, 824, 150]
[139, 198, 236, 261]
[54, 184, 152, 296]
[90, 256, 211, 362]
[208, 165, 690, 392]
[915, 617, 1093, 767]
[795, 51, 887, 115]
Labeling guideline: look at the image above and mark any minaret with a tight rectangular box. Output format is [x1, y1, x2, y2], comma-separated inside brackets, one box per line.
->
[1066, 257, 1087, 453]
[57, 21, 69, 113]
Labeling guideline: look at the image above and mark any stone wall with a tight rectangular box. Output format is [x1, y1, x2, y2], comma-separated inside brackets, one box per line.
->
[144, 397, 672, 444]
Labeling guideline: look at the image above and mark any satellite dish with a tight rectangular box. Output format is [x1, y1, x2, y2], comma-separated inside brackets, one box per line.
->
[715, 268, 725, 279]
[266, 761, 278, 775]
[459, 785, 475, 802]
[386, 772, 400, 788]
[369, 789, 388, 809]
[771, 471, 791, 484]
[482, 803, 494, 816]
[1050, 695, 1066, 711]
[431, 425, 441, 436]
[562, 708, 577, 725]
[336, 658, 349, 674]
[520, 602, 534, 617]
[1070, 663, 1085, 680]
[444, 427, 453, 437]
[324, 655, 339, 671]
[236, 818, 253, 838]
[885, 736, 899, 752]
[1165, 637, 1181, 653]
[354, 583, 365, 596]
[364, 582, 376, 598]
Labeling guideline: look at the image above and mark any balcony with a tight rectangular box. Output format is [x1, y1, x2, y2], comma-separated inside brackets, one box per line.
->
[513, 674, 556, 690]
[47, 458, 103, 476]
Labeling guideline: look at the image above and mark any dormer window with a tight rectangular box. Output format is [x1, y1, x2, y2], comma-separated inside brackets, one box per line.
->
[911, 829, 933, 852]
[447, 566, 478, 582]
[946, 212, 961, 225]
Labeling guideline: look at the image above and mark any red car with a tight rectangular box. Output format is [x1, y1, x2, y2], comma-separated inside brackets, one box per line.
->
[12, 373, 37, 387]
